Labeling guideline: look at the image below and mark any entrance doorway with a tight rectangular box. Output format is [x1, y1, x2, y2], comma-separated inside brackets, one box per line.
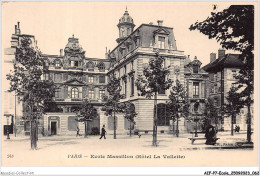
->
[51, 121, 57, 135]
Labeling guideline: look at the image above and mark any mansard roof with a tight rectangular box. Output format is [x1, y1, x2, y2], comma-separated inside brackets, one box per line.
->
[203, 54, 244, 73]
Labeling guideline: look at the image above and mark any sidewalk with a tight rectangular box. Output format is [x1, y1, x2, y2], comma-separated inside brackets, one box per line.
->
[2, 131, 253, 151]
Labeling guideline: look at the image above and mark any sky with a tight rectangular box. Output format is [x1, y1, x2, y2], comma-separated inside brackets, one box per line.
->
[2, 1, 246, 66]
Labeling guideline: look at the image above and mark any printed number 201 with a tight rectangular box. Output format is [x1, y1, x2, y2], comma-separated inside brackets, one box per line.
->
[7, 154, 14, 158]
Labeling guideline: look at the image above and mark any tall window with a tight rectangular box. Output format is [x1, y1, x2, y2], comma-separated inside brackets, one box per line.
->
[43, 73, 49, 80]
[157, 103, 170, 126]
[88, 90, 94, 99]
[158, 36, 165, 49]
[124, 80, 127, 96]
[54, 73, 61, 82]
[99, 90, 105, 100]
[99, 75, 105, 83]
[70, 61, 75, 67]
[88, 76, 94, 83]
[193, 82, 199, 98]
[131, 61, 134, 70]
[55, 88, 62, 98]
[116, 69, 120, 77]
[122, 80, 127, 96]
[124, 65, 127, 74]
[131, 76, 134, 96]
[193, 65, 199, 73]
[71, 88, 79, 98]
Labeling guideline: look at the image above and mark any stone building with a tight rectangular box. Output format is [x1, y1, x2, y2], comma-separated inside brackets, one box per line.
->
[3, 22, 37, 136]
[104, 9, 186, 134]
[203, 49, 249, 131]
[3, 22, 110, 136]
[42, 36, 110, 135]
[184, 56, 209, 132]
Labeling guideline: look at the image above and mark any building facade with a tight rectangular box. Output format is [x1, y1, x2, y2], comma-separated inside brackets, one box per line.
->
[103, 9, 186, 134]
[3, 22, 38, 136]
[203, 49, 249, 131]
[184, 56, 209, 132]
[42, 36, 110, 136]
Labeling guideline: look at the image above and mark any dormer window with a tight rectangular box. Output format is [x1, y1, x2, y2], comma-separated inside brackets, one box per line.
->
[158, 36, 165, 49]
[70, 60, 79, 67]
[193, 65, 199, 73]
[55, 60, 61, 67]
[98, 62, 105, 72]
[87, 61, 94, 71]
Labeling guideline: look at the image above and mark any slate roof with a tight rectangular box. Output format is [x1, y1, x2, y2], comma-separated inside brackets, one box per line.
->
[202, 54, 244, 73]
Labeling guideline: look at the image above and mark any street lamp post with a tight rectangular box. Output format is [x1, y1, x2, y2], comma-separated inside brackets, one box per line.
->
[6, 115, 11, 140]
[194, 101, 200, 137]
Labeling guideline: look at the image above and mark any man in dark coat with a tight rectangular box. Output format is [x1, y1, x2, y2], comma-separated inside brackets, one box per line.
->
[205, 124, 217, 145]
[99, 125, 106, 139]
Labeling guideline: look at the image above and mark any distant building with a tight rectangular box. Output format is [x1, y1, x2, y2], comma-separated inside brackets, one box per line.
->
[184, 56, 209, 132]
[203, 49, 249, 131]
[105, 9, 186, 134]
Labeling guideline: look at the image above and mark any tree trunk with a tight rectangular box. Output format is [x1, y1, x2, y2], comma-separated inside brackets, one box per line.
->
[152, 92, 158, 146]
[176, 115, 179, 137]
[114, 110, 116, 139]
[129, 121, 132, 137]
[172, 120, 175, 136]
[84, 122, 88, 138]
[231, 114, 234, 136]
[247, 104, 252, 143]
[30, 120, 37, 150]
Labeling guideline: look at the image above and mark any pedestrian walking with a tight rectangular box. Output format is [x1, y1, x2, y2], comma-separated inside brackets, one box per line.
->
[99, 125, 106, 139]
[76, 126, 80, 137]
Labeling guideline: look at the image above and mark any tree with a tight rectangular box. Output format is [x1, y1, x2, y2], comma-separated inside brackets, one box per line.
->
[102, 74, 124, 139]
[76, 99, 98, 138]
[123, 101, 137, 137]
[205, 99, 218, 128]
[190, 5, 254, 143]
[223, 87, 244, 136]
[167, 79, 187, 137]
[6, 37, 55, 150]
[135, 52, 173, 146]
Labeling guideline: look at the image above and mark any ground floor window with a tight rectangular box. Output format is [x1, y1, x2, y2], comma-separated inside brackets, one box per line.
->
[156, 103, 171, 126]
[68, 116, 78, 131]
[124, 118, 134, 130]
[108, 116, 117, 130]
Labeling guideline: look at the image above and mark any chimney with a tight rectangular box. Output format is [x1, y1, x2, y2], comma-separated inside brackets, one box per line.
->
[16, 22, 21, 34]
[15, 25, 17, 34]
[157, 20, 163, 26]
[60, 49, 63, 56]
[218, 49, 225, 58]
[105, 47, 108, 59]
[210, 53, 216, 63]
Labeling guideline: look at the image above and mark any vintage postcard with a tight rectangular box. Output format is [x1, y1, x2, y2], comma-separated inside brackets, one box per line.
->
[1, 1, 259, 174]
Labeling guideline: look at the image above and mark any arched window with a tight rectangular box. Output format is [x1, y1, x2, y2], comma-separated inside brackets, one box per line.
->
[87, 62, 94, 71]
[157, 103, 171, 126]
[71, 87, 79, 98]
[98, 62, 105, 72]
